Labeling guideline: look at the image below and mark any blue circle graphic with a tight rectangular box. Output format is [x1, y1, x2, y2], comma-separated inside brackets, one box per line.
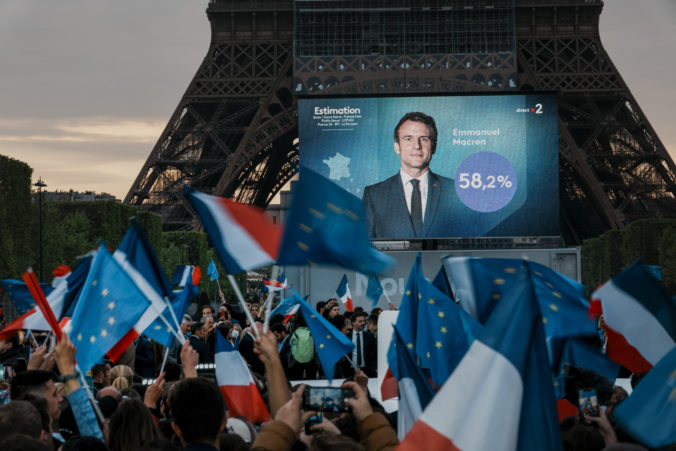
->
[454, 152, 518, 213]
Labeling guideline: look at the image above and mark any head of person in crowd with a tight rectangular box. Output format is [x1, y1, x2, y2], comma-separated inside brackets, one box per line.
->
[218, 304, 231, 321]
[96, 385, 122, 402]
[371, 307, 383, 317]
[353, 306, 364, 315]
[218, 432, 248, 451]
[180, 314, 193, 336]
[606, 385, 629, 417]
[10, 370, 62, 421]
[352, 312, 368, 333]
[367, 314, 378, 336]
[327, 303, 341, 319]
[190, 322, 206, 341]
[270, 322, 288, 343]
[201, 304, 216, 321]
[316, 301, 327, 315]
[0, 400, 50, 445]
[108, 399, 161, 451]
[331, 314, 350, 336]
[249, 303, 260, 318]
[0, 434, 50, 451]
[225, 416, 257, 445]
[91, 362, 111, 388]
[201, 315, 215, 333]
[169, 377, 227, 448]
[109, 364, 134, 390]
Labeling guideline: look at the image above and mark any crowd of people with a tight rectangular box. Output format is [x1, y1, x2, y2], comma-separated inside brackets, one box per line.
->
[0, 291, 670, 451]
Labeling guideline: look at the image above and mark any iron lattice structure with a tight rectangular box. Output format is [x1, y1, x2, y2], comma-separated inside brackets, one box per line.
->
[126, 0, 676, 243]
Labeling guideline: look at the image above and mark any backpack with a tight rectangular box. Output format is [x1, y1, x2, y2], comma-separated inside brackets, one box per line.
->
[290, 327, 315, 364]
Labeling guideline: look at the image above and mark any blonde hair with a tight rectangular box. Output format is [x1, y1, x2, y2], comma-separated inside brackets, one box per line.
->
[109, 365, 134, 388]
[112, 376, 131, 390]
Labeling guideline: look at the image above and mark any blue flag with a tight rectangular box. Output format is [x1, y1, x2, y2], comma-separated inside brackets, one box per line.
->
[143, 277, 196, 348]
[387, 254, 423, 381]
[366, 274, 383, 308]
[1, 280, 53, 314]
[116, 222, 173, 299]
[116, 223, 187, 347]
[398, 264, 562, 450]
[291, 289, 354, 380]
[68, 245, 152, 373]
[613, 346, 676, 448]
[432, 266, 453, 300]
[207, 258, 219, 281]
[549, 337, 620, 399]
[277, 167, 395, 275]
[443, 256, 597, 339]
[393, 254, 482, 385]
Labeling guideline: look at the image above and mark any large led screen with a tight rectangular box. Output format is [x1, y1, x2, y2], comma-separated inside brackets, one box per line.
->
[298, 94, 559, 239]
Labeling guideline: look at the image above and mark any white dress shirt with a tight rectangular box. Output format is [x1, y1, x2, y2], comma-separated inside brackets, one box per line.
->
[400, 169, 429, 221]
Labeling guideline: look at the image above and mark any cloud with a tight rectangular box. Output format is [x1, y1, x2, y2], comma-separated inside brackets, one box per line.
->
[0, 117, 164, 144]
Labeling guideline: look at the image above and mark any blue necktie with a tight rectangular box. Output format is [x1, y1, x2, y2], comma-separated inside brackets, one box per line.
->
[410, 179, 423, 236]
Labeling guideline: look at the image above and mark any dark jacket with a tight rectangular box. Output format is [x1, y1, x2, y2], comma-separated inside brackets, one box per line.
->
[362, 171, 458, 239]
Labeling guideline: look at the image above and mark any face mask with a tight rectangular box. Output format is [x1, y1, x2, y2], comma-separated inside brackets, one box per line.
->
[230, 330, 240, 340]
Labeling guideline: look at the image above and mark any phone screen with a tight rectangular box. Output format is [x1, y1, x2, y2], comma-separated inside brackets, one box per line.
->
[0, 364, 4, 380]
[579, 389, 599, 417]
[302, 386, 354, 412]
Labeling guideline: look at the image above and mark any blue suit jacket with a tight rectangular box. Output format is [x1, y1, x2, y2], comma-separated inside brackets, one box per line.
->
[362, 171, 458, 239]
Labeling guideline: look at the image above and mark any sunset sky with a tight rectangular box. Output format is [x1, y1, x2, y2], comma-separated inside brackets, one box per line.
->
[1, 0, 674, 200]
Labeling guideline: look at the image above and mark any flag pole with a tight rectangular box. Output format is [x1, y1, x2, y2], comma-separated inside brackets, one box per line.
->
[163, 295, 182, 334]
[383, 292, 397, 310]
[227, 274, 260, 338]
[159, 346, 170, 375]
[262, 265, 279, 333]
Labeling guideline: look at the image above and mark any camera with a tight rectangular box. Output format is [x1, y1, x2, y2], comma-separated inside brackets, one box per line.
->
[302, 386, 354, 413]
[578, 389, 599, 418]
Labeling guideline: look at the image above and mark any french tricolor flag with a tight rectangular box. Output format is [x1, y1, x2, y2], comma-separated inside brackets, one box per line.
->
[590, 261, 676, 375]
[270, 297, 300, 323]
[172, 265, 202, 288]
[263, 273, 288, 292]
[184, 187, 281, 274]
[398, 269, 561, 451]
[336, 274, 354, 312]
[0, 257, 92, 341]
[215, 331, 270, 423]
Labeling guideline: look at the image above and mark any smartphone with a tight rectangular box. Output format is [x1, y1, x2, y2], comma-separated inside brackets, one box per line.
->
[302, 386, 354, 413]
[0, 364, 4, 380]
[579, 389, 599, 418]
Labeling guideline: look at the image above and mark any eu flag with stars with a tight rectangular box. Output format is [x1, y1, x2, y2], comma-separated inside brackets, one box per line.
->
[1, 280, 53, 314]
[68, 245, 152, 373]
[277, 167, 395, 276]
[443, 257, 597, 339]
[291, 289, 354, 381]
[387, 254, 423, 382]
[401, 254, 482, 385]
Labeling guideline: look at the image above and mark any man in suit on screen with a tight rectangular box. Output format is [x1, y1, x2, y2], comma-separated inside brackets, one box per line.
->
[362, 111, 457, 239]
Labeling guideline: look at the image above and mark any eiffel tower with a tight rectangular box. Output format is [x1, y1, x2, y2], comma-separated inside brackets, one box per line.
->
[125, 0, 676, 244]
